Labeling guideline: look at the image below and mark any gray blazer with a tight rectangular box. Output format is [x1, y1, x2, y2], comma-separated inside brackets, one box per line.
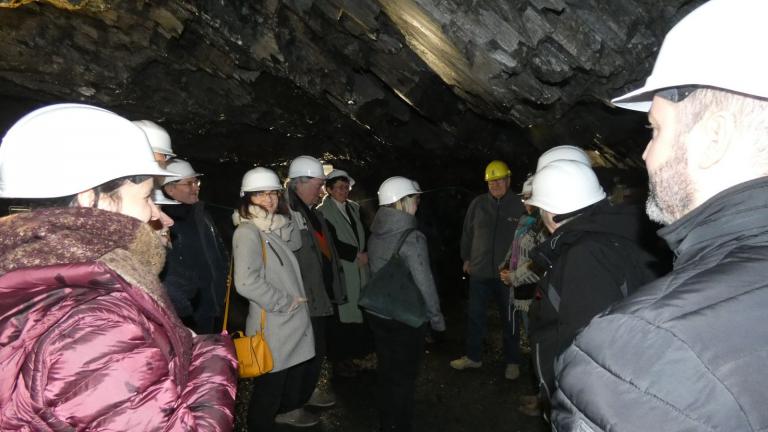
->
[232, 221, 315, 372]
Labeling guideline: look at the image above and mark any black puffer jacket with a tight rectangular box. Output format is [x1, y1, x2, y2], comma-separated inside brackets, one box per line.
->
[529, 200, 658, 397]
[552, 177, 768, 432]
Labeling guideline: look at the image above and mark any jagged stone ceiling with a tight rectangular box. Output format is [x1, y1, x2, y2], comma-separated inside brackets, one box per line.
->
[0, 0, 705, 191]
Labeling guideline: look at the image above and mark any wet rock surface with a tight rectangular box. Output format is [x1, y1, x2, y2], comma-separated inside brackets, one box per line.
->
[0, 0, 704, 186]
[232, 291, 549, 432]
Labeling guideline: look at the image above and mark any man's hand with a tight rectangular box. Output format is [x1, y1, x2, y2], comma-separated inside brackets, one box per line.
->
[463, 260, 471, 275]
[499, 269, 512, 285]
[357, 252, 369, 267]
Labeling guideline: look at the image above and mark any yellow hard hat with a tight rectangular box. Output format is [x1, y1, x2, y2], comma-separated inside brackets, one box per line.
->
[484, 160, 511, 181]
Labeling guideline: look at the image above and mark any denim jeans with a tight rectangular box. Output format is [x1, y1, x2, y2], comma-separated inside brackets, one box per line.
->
[466, 277, 520, 364]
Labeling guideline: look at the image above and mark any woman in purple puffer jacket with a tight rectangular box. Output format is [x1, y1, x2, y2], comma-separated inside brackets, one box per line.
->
[0, 104, 238, 430]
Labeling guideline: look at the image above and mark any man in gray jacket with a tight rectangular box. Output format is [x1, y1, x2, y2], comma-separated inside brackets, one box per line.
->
[285, 155, 347, 413]
[451, 160, 524, 380]
[552, 1, 768, 430]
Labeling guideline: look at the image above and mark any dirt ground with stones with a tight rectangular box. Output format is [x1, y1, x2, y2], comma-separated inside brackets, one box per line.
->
[233, 289, 550, 432]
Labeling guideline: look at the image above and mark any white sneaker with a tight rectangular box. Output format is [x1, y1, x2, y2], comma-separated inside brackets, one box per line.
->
[449, 356, 482, 370]
[306, 388, 336, 408]
[274, 408, 320, 427]
[505, 363, 520, 380]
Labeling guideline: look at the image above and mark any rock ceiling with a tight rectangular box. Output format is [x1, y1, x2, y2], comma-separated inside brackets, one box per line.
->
[0, 0, 704, 189]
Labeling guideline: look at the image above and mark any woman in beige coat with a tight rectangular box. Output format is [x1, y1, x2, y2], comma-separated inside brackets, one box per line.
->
[233, 167, 316, 430]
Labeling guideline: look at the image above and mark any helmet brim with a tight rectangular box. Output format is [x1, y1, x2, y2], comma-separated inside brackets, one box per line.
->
[611, 86, 654, 112]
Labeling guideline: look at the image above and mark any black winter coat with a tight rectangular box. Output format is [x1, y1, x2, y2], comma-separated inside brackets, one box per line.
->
[552, 177, 768, 432]
[161, 201, 229, 333]
[529, 200, 658, 397]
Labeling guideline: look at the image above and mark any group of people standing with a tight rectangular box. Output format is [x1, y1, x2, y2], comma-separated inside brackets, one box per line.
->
[451, 145, 658, 417]
[1, 1, 768, 431]
[0, 103, 442, 431]
[456, 1, 768, 431]
[231, 160, 444, 432]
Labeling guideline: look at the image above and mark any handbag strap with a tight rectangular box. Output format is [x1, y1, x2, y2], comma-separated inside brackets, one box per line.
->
[222, 258, 234, 333]
[222, 231, 268, 333]
[392, 228, 417, 259]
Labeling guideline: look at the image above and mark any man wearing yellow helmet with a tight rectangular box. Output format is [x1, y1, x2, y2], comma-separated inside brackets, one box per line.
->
[451, 160, 525, 380]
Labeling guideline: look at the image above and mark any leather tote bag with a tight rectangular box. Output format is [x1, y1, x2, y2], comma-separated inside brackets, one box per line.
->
[359, 228, 427, 328]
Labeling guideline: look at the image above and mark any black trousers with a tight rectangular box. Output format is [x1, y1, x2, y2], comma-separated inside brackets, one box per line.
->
[246, 359, 311, 431]
[298, 315, 329, 403]
[367, 313, 427, 432]
[327, 312, 375, 362]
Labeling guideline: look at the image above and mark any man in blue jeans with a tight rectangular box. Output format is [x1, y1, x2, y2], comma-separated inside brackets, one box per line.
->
[452, 160, 524, 379]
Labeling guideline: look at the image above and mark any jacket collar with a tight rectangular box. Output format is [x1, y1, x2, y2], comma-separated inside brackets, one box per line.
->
[659, 176, 768, 264]
[487, 190, 518, 203]
[370, 206, 417, 235]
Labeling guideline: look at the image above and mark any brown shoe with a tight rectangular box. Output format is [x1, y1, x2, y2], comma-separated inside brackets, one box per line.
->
[517, 403, 541, 417]
[275, 408, 320, 427]
[334, 360, 358, 378]
[518, 395, 539, 407]
[352, 352, 378, 370]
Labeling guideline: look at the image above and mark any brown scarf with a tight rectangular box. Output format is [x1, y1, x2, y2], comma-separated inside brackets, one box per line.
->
[0, 207, 193, 383]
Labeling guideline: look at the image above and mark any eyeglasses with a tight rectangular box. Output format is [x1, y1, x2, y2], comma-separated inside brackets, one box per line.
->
[175, 179, 201, 188]
[255, 190, 280, 198]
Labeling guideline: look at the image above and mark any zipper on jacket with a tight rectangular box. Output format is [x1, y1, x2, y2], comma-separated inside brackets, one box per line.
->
[266, 241, 284, 266]
[534, 343, 551, 400]
[492, 196, 501, 270]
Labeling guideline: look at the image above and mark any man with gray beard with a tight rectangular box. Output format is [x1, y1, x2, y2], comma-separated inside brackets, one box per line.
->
[551, 1, 768, 431]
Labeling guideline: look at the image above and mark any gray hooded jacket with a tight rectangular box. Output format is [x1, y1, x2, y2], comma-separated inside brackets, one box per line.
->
[368, 206, 445, 331]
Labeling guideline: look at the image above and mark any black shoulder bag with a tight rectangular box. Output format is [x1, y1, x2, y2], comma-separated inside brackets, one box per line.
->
[359, 228, 428, 328]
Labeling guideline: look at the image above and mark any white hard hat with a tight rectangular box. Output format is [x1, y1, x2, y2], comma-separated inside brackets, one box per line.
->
[612, 0, 768, 111]
[378, 176, 422, 205]
[240, 167, 282, 196]
[0, 103, 176, 198]
[326, 169, 356, 188]
[132, 120, 176, 156]
[536, 145, 591, 173]
[153, 188, 180, 205]
[288, 155, 325, 179]
[521, 176, 534, 195]
[162, 159, 202, 185]
[526, 160, 605, 215]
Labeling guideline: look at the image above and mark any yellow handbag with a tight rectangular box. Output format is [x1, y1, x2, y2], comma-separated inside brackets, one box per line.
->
[223, 236, 274, 378]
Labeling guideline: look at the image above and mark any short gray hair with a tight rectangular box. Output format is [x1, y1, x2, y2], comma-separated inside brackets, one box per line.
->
[286, 176, 312, 191]
[677, 88, 768, 172]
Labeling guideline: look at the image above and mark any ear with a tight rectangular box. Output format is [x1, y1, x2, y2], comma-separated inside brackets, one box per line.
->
[75, 189, 96, 207]
[694, 110, 736, 170]
[541, 209, 557, 234]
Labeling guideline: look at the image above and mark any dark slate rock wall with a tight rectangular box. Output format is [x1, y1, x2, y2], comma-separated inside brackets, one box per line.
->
[0, 0, 704, 193]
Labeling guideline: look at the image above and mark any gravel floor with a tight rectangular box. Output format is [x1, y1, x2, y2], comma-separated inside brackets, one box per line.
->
[233, 295, 549, 432]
